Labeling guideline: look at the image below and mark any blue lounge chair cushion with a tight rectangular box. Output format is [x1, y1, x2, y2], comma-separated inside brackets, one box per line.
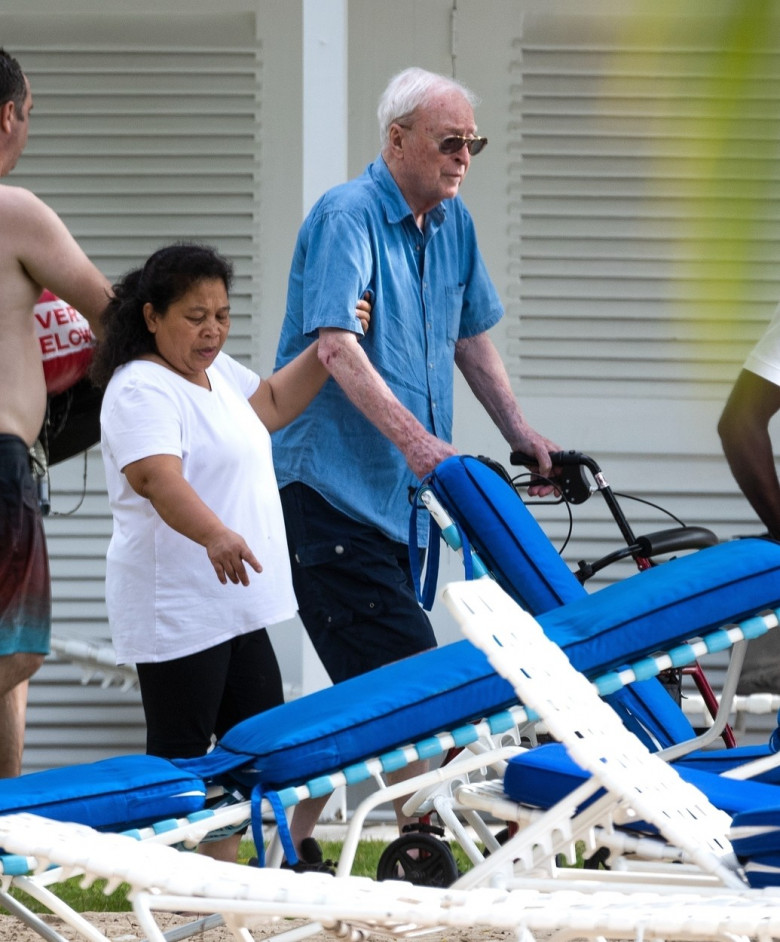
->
[0, 755, 206, 831]
[428, 458, 684, 748]
[507, 745, 780, 886]
[730, 806, 780, 855]
[728, 808, 780, 887]
[738, 858, 780, 888]
[504, 743, 780, 821]
[430, 456, 780, 675]
[10, 457, 760, 822]
[539, 538, 780, 674]
[730, 807, 780, 887]
[678, 745, 780, 784]
[429, 456, 780, 751]
[2, 452, 775, 840]
[606, 677, 698, 751]
[180, 640, 519, 788]
[180, 538, 780, 790]
[430, 455, 587, 614]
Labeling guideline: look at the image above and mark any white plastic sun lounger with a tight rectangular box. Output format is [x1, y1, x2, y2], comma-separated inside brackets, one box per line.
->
[439, 579, 780, 894]
[5, 811, 780, 942]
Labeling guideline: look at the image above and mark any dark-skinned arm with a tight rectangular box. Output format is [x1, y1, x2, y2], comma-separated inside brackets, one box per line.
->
[718, 368, 780, 538]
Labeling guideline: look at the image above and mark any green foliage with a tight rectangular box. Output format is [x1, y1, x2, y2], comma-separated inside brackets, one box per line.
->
[6, 876, 134, 915]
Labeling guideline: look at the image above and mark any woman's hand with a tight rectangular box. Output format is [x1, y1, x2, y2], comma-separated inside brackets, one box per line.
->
[355, 291, 372, 335]
[204, 527, 263, 586]
[123, 453, 262, 584]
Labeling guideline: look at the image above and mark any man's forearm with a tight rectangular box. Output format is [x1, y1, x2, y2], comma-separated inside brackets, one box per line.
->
[455, 333, 558, 474]
[317, 329, 455, 478]
[455, 333, 537, 441]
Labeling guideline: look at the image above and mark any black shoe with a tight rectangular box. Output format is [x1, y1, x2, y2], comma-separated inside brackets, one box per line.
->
[281, 837, 336, 875]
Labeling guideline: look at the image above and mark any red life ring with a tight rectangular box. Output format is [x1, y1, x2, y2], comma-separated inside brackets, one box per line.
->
[34, 290, 96, 395]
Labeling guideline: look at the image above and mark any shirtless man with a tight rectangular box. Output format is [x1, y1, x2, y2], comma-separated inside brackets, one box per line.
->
[0, 48, 111, 776]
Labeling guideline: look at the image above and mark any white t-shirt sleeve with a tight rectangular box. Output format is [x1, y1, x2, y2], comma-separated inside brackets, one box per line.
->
[215, 353, 261, 399]
[744, 302, 780, 386]
[102, 378, 183, 472]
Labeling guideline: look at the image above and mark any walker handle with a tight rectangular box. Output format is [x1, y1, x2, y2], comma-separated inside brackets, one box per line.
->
[509, 450, 593, 504]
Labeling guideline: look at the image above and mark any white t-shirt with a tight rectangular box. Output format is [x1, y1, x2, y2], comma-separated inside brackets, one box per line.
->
[744, 301, 780, 385]
[100, 353, 298, 664]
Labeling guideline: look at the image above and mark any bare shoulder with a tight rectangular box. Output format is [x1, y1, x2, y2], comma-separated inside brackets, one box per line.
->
[0, 184, 65, 271]
[0, 184, 110, 326]
[0, 183, 58, 237]
[0, 182, 46, 213]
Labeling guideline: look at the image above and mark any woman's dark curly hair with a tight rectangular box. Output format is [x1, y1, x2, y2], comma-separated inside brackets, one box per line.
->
[90, 242, 234, 389]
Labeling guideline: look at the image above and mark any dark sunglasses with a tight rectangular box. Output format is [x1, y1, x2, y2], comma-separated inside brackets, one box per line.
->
[437, 134, 488, 156]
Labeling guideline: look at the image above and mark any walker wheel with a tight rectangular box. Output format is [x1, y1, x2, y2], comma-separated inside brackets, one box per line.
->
[376, 832, 459, 887]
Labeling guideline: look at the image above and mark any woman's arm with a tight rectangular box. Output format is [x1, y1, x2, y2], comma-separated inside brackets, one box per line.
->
[249, 340, 329, 433]
[123, 453, 262, 585]
[250, 295, 371, 431]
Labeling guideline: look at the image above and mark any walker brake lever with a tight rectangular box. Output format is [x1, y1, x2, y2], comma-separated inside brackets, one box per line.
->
[510, 450, 592, 504]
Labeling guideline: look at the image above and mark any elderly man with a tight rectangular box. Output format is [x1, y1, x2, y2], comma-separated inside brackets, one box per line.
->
[273, 66, 558, 868]
[0, 48, 111, 776]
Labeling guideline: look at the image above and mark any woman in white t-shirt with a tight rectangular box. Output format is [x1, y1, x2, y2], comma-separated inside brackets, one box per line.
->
[90, 243, 369, 860]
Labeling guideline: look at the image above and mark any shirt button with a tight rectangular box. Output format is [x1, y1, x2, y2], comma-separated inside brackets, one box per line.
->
[334, 545, 345, 555]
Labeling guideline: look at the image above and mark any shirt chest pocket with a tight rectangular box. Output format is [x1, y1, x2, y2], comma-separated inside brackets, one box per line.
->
[445, 284, 466, 343]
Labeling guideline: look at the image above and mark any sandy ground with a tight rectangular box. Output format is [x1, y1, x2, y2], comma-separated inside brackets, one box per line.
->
[0, 910, 518, 942]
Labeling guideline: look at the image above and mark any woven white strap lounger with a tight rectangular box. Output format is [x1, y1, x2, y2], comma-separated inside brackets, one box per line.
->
[3, 811, 780, 942]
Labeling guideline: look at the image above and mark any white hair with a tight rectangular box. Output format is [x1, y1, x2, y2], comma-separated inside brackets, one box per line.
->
[377, 67, 480, 147]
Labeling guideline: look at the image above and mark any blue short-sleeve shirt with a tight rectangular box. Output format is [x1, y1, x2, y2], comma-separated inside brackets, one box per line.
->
[272, 155, 503, 544]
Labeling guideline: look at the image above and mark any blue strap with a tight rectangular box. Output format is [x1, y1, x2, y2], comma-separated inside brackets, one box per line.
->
[409, 487, 441, 611]
[408, 486, 424, 603]
[421, 516, 441, 610]
[250, 784, 267, 866]
[250, 785, 298, 867]
[458, 519, 474, 581]
[771, 708, 780, 755]
[440, 510, 475, 581]
[409, 481, 481, 608]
